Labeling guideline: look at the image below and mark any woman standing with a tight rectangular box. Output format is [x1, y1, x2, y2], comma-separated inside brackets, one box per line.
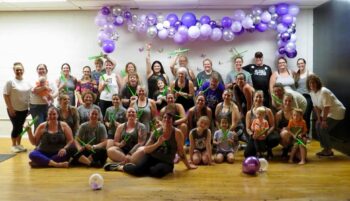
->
[27, 106, 74, 168]
[3, 62, 31, 153]
[57, 63, 77, 106]
[98, 59, 119, 117]
[269, 57, 296, 93]
[146, 44, 169, 99]
[294, 58, 313, 138]
[171, 67, 195, 112]
[307, 74, 346, 156]
[30, 64, 57, 130]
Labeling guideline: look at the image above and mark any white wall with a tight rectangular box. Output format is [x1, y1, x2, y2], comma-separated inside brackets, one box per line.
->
[0, 9, 313, 119]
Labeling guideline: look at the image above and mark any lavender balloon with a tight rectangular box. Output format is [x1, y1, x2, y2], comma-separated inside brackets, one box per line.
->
[277, 23, 288, 33]
[174, 32, 187, 45]
[231, 21, 242, 33]
[158, 29, 169, 40]
[200, 24, 212, 37]
[276, 3, 289, 16]
[232, 10, 246, 21]
[95, 14, 108, 27]
[146, 13, 157, 26]
[288, 4, 300, 16]
[242, 157, 260, 175]
[178, 25, 189, 36]
[268, 5, 276, 14]
[102, 40, 115, 54]
[210, 28, 222, 41]
[285, 42, 296, 53]
[261, 11, 272, 23]
[242, 16, 254, 29]
[200, 15, 211, 25]
[282, 14, 293, 26]
[113, 16, 124, 26]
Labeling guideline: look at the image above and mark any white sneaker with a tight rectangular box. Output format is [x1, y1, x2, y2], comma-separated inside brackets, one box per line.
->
[11, 146, 21, 153]
[17, 145, 27, 152]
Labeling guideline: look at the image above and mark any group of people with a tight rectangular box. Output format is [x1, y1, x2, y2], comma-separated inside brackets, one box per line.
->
[3, 48, 346, 177]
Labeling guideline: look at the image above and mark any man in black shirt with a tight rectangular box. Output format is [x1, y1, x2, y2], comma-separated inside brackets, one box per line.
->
[243, 51, 272, 107]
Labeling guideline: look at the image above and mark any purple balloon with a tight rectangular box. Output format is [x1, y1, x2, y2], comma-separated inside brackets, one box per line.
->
[221, 17, 233, 28]
[124, 11, 132, 20]
[146, 13, 157, 26]
[242, 157, 260, 175]
[286, 50, 297, 58]
[278, 47, 286, 54]
[167, 13, 179, 27]
[276, 3, 289, 16]
[181, 12, 197, 28]
[281, 14, 293, 26]
[102, 40, 115, 54]
[174, 20, 182, 29]
[256, 23, 268, 32]
[281, 32, 291, 42]
[209, 20, 217, 28]
[200, 15, 211, 25]
[101, 6, 110, 16]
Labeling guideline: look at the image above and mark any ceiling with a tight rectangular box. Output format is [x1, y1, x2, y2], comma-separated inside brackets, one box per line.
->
[0, 0, 330, 11]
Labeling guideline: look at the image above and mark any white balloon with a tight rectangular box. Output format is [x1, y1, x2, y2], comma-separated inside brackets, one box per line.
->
[89, 173, 104, 190]
[163, 20, 170, 29]
[156, 23, 164, 30]
[188, 26, 200, 39]
[259, 158, 268, 172]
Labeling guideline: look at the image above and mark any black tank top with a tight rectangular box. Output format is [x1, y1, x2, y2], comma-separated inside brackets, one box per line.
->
[174, 78, 194, 111]
[37, 122, 66, 154]
[150, 127, 177, 164]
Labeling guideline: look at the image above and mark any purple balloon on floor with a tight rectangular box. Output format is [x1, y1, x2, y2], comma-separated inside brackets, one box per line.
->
[242, 156, 260, 175]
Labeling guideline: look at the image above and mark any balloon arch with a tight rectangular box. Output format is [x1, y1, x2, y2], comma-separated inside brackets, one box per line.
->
[95, 3, 299, 58]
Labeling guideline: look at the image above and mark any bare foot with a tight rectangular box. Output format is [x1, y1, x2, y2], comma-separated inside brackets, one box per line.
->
[298, 161, 306, 165]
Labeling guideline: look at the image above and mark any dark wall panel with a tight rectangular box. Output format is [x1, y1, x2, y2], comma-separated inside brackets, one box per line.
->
[314, 0, 350, 155]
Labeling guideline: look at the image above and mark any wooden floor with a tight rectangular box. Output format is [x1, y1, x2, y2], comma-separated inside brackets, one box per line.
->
[0, 138, 349, 201]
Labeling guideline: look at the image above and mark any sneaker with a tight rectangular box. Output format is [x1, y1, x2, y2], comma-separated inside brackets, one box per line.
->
[11, 146, 21, 153]
[104, 163, 122, 171]
[317, 150, 334, 157]
[16, 145, 27, 152]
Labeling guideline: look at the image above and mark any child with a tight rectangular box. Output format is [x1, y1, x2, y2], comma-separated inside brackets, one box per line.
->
[287, 108, 308, 165]
[153, 79, 169, 111]
[251, 106, 269, 158]
[189, 116, 212, 165]
[35, 76, 52, 104]
[213, 117, 239, 164]
[104, 94, 127, 139]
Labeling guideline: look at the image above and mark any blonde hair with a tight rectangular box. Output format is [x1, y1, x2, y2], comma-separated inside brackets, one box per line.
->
[256, 106, 266, 115]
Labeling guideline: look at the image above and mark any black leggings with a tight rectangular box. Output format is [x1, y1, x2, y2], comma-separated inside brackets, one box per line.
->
[244, 132, 280, 158]
[8, 109, 28, 138]
[123, 154, 174, 178]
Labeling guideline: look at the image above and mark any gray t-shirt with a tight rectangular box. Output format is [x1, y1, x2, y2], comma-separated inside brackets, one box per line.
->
[213, 129, 238, 153]
[77, 122, 107, 145]
[77, 104, 103, 124]
[225, 69, 252, 86]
